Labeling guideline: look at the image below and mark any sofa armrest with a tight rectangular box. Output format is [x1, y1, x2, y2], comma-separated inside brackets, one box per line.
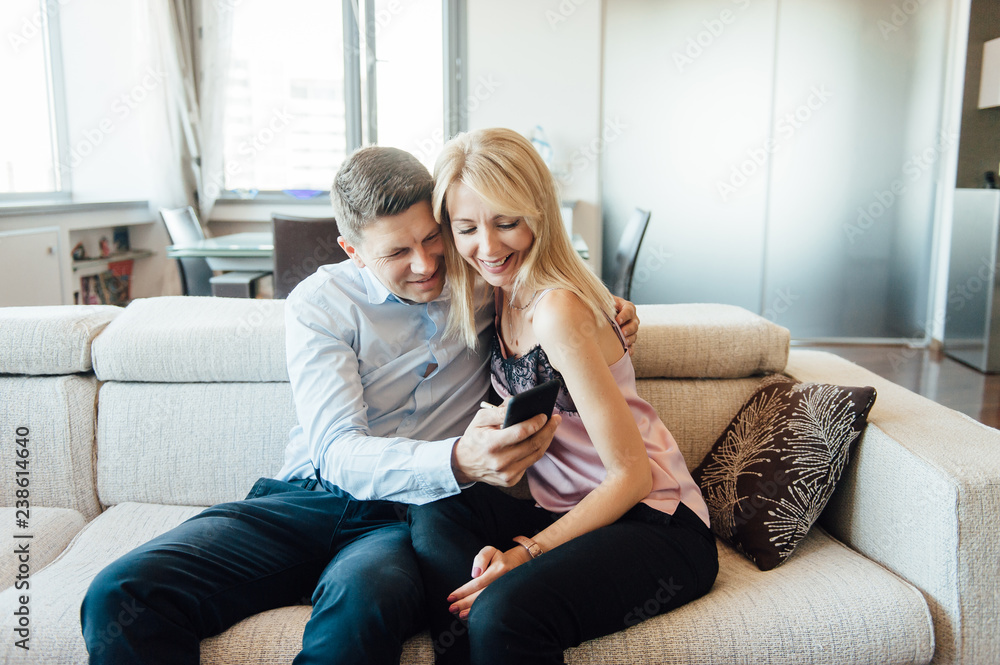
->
[786, 350, 1000, 665]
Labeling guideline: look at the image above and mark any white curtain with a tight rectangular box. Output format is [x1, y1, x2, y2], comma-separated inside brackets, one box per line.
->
[146, 0, 233, 226]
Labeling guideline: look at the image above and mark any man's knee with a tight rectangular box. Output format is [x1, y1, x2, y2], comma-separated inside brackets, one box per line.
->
[315, 556, 422, 610]
[81, 558, 149, 653]
[82, 548, 186, 632]
[83, 557, 134, 620]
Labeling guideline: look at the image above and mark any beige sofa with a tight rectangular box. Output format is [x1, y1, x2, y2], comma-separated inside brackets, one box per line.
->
[1, 297, 997, 664]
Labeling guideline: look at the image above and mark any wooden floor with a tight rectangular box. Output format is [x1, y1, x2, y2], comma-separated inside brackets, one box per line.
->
[801, 344, 1000, 430]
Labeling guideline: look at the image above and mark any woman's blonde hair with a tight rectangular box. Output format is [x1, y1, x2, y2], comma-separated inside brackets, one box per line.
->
[433, 128, 616, 349]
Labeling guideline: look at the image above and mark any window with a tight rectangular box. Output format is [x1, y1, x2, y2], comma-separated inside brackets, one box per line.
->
[369, 0, 444, 168]
[0, 0, 69, 199]
[222, 0, 346, 194]
[221, 0, 457, 198]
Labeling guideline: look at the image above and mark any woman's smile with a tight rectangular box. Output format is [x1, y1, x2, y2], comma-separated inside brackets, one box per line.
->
[447, 181, 535, 288]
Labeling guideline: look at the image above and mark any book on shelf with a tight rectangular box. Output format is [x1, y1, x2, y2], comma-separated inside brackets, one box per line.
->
[79, 259, 134, 307]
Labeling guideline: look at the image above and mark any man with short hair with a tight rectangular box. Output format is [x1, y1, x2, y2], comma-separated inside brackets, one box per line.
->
[82, 146, 636, 665]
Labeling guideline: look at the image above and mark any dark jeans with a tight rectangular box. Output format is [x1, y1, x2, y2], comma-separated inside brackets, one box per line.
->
[408, 484, 719, 665]
[81, 478, 422, 665]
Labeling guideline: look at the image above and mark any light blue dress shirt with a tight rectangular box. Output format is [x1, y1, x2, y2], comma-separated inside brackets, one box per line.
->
[276, 260, 493, 504]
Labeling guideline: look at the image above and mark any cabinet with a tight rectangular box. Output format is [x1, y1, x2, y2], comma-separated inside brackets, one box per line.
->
[0, 228, 63, 307]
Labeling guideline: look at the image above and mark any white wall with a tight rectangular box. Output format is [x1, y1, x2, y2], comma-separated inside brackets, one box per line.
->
[22, 0, 182, 299]
[466, 0, 606, 273]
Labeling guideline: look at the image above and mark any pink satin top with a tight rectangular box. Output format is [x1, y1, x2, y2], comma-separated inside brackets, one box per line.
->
[491, 290, 710, 526]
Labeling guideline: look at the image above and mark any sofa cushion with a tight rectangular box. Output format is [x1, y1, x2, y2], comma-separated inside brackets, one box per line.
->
[632, 304, 789, 379]
[0, 507, 86, 590]
[92, 297, 287, 382]
[0, 502, 932, 664]
[96, 382, 297, 507]
[636, 376, 770, 471]
[94, 375, 767, 510]
[199, 607, 434, 665]
[0, 305, 121, 375]
[692, 376, 876, 570]
[0, 502, 204, 663]
[564, 526, 932, 664]
[0, 374, 102, 520]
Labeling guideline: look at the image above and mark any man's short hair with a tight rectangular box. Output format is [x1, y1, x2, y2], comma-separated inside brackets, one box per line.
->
[331, 146, 434, 245]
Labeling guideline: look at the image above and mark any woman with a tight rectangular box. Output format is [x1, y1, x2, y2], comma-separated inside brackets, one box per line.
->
[408, 128, 718, 665]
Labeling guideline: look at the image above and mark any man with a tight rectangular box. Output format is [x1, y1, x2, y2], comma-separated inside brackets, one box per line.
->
[82, 146, 636, 665]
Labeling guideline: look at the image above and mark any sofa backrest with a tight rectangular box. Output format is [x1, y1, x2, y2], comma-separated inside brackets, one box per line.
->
[0, 305, 122, 520]
[89, 297, 789, 507]
[91, 297, 293, 507]
[631, 303, 789, 380]
[631, 303, 790, 468]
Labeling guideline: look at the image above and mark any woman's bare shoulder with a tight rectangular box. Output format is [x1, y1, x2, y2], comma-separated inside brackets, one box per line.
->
[531, 289, 591, 333]
[532, 288, 617, 357]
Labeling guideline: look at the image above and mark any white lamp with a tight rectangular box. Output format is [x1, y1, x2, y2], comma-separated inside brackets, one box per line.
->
[978, 37, 1000, 109]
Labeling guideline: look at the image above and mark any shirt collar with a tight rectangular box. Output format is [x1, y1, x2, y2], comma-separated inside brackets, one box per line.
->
[358, 266, 453, 306]
[359, 265, 397, 305]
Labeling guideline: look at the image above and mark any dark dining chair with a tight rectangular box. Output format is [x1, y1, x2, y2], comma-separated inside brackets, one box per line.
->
[608, 208, 651, 300]
[160, 206, 270, 298]
[159, 206, 214, 297]
[272, 213, 347, 299]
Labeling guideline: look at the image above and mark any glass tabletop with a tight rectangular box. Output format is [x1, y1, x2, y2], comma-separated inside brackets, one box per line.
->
[166, 232, 274, 258]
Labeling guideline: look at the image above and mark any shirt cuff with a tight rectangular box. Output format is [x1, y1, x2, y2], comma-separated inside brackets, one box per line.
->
[412, 436, 464, 502]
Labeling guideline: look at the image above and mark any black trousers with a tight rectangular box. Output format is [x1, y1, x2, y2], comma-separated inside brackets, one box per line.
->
[81, 478, 422, 665]
[408, 483, 719, 665]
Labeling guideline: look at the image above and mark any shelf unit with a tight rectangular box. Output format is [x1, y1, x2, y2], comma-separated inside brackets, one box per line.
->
[0, 201, 159, 306]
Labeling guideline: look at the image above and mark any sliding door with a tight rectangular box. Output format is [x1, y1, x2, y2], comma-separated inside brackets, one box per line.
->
[602, 0, 951, 339]
[761, 0, 950, 338]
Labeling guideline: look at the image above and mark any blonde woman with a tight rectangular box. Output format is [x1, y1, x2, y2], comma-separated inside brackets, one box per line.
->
[408, 128, 718, 665]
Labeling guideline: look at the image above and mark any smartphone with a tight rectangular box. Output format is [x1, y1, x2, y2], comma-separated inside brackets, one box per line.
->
[502, 379, 561, 428]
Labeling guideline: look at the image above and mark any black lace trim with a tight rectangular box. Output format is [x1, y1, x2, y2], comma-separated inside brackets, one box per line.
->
[490, 337, 578, 414]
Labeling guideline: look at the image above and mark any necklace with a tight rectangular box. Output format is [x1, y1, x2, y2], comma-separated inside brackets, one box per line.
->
[507, 289, 539, 311]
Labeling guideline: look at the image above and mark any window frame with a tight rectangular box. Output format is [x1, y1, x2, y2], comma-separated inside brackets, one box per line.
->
[0, 0, 72, 203]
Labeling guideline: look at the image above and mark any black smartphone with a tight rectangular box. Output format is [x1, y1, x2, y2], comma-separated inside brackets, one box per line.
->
[502, 379, 561, 428]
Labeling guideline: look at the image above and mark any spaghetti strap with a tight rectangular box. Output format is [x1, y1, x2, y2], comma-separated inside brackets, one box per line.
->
[528, 288, 559, 315]
[605, 313, 628, 352]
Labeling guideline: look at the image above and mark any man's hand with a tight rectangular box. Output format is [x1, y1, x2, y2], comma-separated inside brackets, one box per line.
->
[612, 296, 640, 354]
[451, 405, 560, 486]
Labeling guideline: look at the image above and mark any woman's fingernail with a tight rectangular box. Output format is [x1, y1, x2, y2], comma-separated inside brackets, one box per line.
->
[449, 603, 460, 614]
[446, 594, 457, 603]
[459, 609, 470, 619]
[472, 567, 482, 577]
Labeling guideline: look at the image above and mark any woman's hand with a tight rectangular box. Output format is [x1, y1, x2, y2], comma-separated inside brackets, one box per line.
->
[446, 545, 533, 619]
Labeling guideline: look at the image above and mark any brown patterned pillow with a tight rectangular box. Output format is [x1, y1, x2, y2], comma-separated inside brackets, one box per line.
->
[691, 376, 876, 571]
